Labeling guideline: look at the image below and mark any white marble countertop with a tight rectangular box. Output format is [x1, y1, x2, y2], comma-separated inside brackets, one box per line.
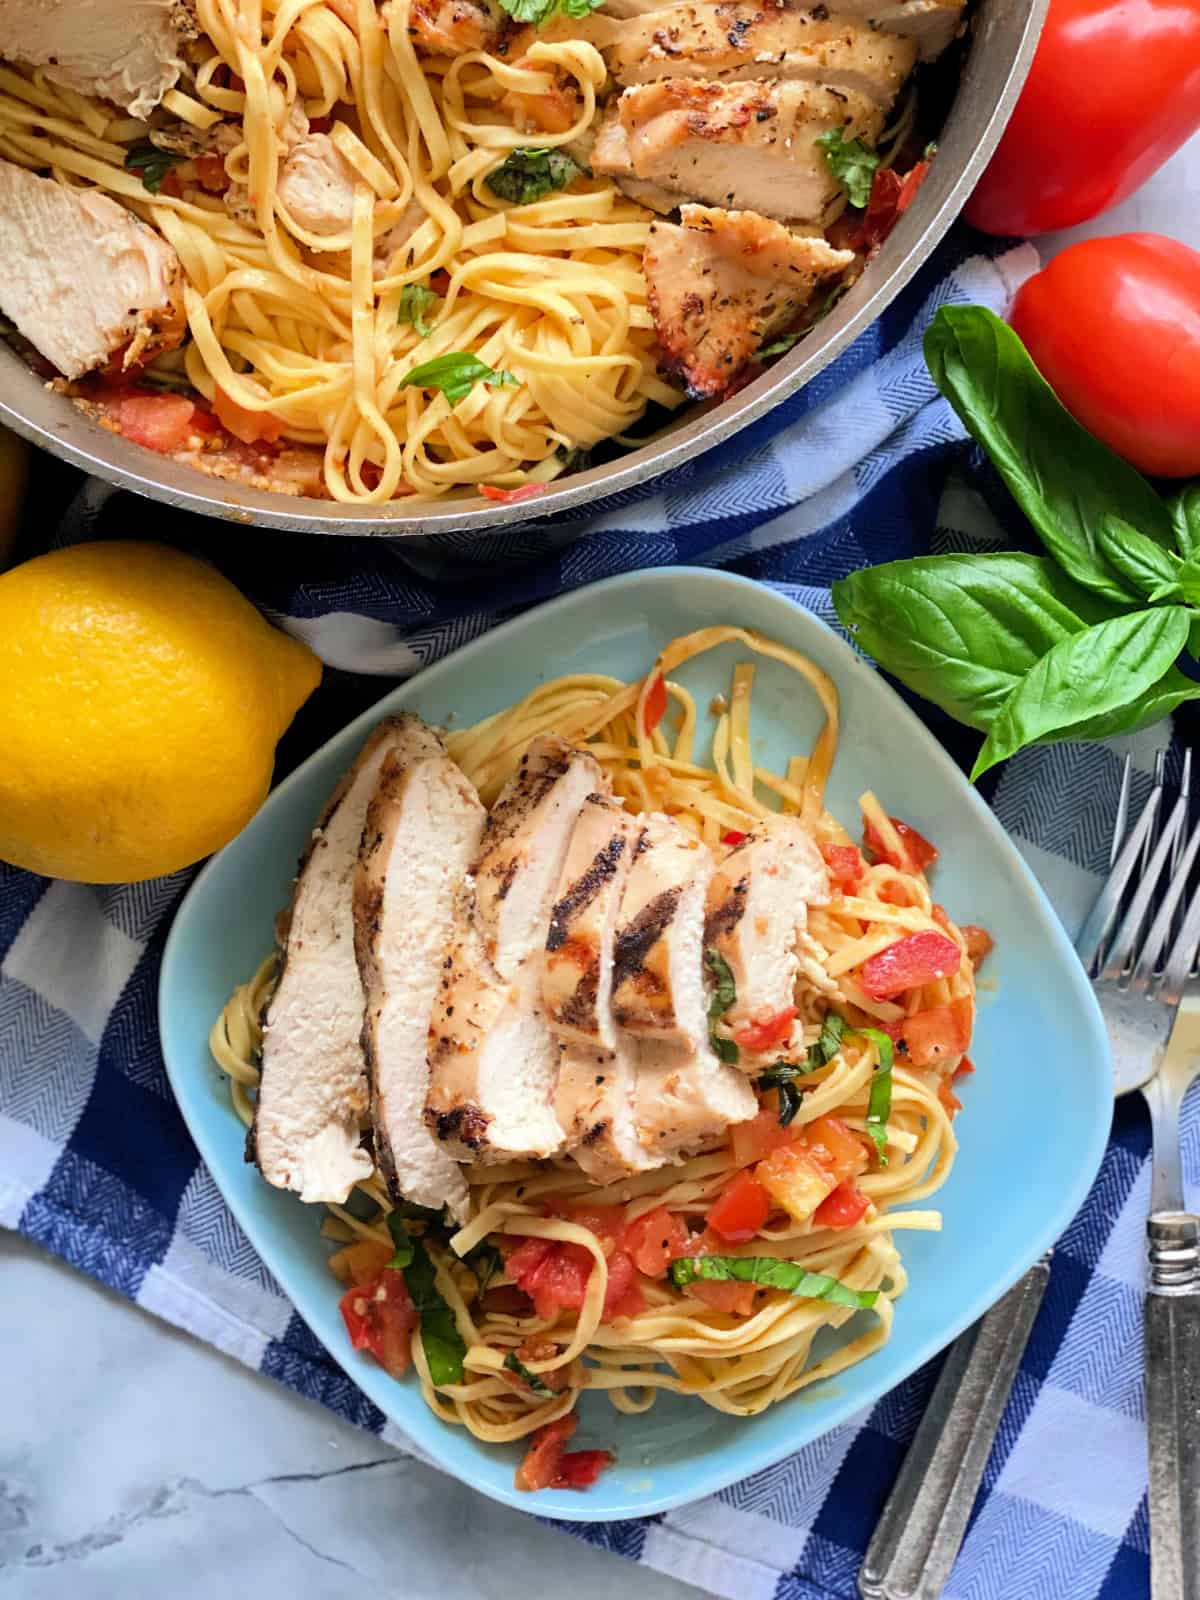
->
[4, 136, 1200, 1600]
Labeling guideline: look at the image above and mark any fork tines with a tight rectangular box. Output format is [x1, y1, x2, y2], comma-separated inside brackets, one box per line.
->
[1076, 748, 1199, 999]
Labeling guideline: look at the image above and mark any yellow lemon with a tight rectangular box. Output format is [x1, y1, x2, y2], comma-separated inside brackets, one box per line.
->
[0, 541, 322, 882]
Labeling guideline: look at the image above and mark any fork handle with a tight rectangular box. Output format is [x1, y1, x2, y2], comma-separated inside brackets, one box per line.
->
[858, 1259, 1050, 1600]
[1146, 1215, 1200, 1600]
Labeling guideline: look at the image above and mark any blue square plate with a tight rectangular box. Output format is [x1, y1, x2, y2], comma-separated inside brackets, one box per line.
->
[159, 566, 1111, 1521]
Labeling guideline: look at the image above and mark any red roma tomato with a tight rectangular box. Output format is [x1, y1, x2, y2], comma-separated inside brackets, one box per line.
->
[821, 843, 864, 893]
[864, 816, 937, 873]
[338, 1271, 416, 1379]
[1009, 235, 1200, 478]
[962, 924, 994, 967]
[624, 1206, 689, 1277]
[860, 930, 961, 1000]
[732, 1007, 797, 1052]
[642, 671, 668, 734]
[213, 384, 285, 445]
[514, 1415, 615, 1493]
[884, 997, 972, 1067]
[813, 1180, 870, 1230]
[730, 1106, 797, 1167]
[707, 1170, 771, 1243]
[116, 394, 195, 452]
[966, 0, 1200, 236]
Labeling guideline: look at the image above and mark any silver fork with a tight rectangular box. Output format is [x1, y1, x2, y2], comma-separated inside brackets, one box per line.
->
[1076, 751, 1200, 1600]
[861, 753, 1200, 1600]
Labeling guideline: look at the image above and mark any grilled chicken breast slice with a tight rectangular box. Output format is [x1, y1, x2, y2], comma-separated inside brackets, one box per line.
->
[254, 719, 414, 1205]
[0, 161, 185, 381]
[0, 0, 196, 115]
[595, 79, 885, 223]
[354, 733, 486, 1223]
[277, 134, 359, 238]
[425, 889, 567, 1161]
[425, 738, 603, 1161]
[705, 815, 829, 1067]
[591, 108, 682, 213]
[645, 203, 854, 397]
[607, 5, 916, 105]
[634, 1035, 757, 1157]
[832, 0, 966, 59]
[542, 796, 657, 1181]
[472, 736, 609, 977]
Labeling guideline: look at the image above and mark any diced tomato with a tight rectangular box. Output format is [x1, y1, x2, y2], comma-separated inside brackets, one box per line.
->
[327, 1237, 393, 1287]
[515, 1415, 614, 1492]
[506, 1236, 590, 1320]
[505, 1236, 556, 1279]
[963, 925, 994, 967]
[189, 405, 222, 435]
[338, 1270, 417, 1379]
[685, 1278, 758, 1316]
[884, 997, 972, 1068]
[601, 1249, 643, 1321]
[707, 1169, 771, 1244]
[642, 671, 668, 735]
[856, 159, 931, 252]
[953, 1056, 976, 1082]
[878, 878, 917, 907]
[758, 1143, 836, 1222]
[429, 269, 451, 295]
[194, 152, 229, 192]
[733, 1007, 797, 1053]
[515, 1415, 576, 1491]
[722, 829, 747, 846]
[564, 1203, 626, 1245]
[482, 1283, 534, 1315]
[821, 843, 864, 893]
[931, 903, 951, 931]
[938, 1076, 964, 1116]
[730, 1106, 797, 1167]
[554, 1449, 614, 1489]
[213, 383, 285, 444]
[624, 1206, 690, 1278]
[479, 482, 548, 504]
[116, 394, 196, 452]
[813, 1180, 870, 1230]
[859, 930, 961, 1000]
[798, 1114, 871, 1183]
[864, 816, 938, 874]
[159, 167, 184, 198]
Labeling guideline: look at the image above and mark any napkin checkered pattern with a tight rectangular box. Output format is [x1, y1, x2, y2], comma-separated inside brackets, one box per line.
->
[0, 230, 1175, 1599]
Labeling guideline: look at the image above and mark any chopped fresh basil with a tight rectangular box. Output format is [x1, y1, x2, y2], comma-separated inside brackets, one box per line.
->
[816, 128, 880, 210]
[759, 332, 803, 359]
[404, 1237, 466, 1386]
[494, 0, 603, 23]
[1097, 514, 1182, 602]
[486, 147, 583, 206]
[776, 1080, 802, 1125]
[813, 1010, 846, 1066]
[386, 1212, 415, 1270]
[503, 1351, 556, 1397]
[670, 1255, 879, 1309]
[855, 1027, 894, 1165]
[705, 947, 739, 1064]
[398, 283, 441, 339]
[467, 1243, 502, 1298]
[399, 352, 518, 408]
[758, 1012, 846, 1123]
[123, 142, 185, 195]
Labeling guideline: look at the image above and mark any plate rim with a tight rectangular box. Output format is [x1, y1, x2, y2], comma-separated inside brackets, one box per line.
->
[159, 564, 1112, 1522]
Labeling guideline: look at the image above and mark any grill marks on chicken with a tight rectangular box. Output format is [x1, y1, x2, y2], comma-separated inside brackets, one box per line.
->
[644, 204, 854, 396]
[606, 4, 917, 103]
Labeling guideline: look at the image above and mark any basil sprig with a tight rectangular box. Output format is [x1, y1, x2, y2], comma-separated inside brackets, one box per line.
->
[671, 1255, 879, 1309]
[399, 353, 518, 407]
[403, 1237, 466, 1387]
[816, 129, 880, 210]
[832, 307, 1200, 776]
[124, 142, 185, 195]
[856, 1027, 894, 1165]
[486, 147, 582, 205]
[503, 1351, 556, 1397]
[398, 283, 441, 338]
[705, 948, 739, 1063]
[386, 1212, 416, 1270]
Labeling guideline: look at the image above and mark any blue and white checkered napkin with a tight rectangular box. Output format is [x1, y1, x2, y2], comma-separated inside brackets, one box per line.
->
[0, 230, 1180, 1600]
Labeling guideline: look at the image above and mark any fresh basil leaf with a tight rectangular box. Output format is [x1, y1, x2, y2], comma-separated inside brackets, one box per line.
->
[486, 147, 582, 205]
[386, 1212, 416, 1270]
[855, 1027, 894, 1165]
[833, 552, 1125, 733]
[398, 283, 440, 339]
[705, 947, 739, 1064]
[1169, 484, 1200, 560]
[1171, 547, 1200, 608]
[404, 1237, 466, 1386]
[813, 1010, 845, 1066]
[467, 1242, 502, 1298]
[925, 307, 1175, 604]
[775, 1080, 802, 1125]
[816, 128, 879, 209]
[1097, 514, 1181, 602]
[123, 142, 185, 195]
[972, 606, 1192, 780]
[760, 332, 803, 358]
[1064, 666, 1200, 743]
[494, 0, 603, 23]
[670, 1255, 879, 1309]
[399, 353, 518, 408]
